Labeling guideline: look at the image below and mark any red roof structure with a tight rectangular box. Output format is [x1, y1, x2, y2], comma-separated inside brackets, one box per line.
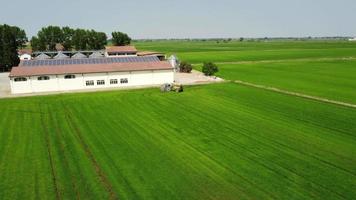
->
[10, 61, 172, 77]
[105, 46, 137, 53]
[18, 49, 32, 55]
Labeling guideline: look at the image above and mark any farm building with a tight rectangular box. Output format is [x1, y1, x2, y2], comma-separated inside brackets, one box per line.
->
[9, 53, 174, 94]
[18, 49, 32, 60]
[105, 46, 138, 57]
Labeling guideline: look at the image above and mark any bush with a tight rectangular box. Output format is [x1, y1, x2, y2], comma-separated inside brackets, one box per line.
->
[179, 61, 193, 73]
[202, 62, 219, 76]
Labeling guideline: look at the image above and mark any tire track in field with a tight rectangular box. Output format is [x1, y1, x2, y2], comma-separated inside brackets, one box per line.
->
[61, 102, 119, 200]
[204, 105, 354, 198]
[234, 80, 356, 109]
[192, 57, 356, 65]
[39, 105, 62, 200]
[155, 96, 351, 199]
[123, 98, 275, 200]
[48, 110, 81, 200]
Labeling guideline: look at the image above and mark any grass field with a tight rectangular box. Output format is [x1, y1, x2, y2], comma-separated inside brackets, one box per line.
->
[135, 40, 356, 63]
[0, 83, 355, 199]
[195, 59, 356, 104]
[137, 40, 356, 104]
[1, 40, 356, 199]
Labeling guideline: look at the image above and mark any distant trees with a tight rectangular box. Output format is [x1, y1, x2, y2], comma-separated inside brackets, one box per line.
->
[0, 24, 27, 71]
[31, 26, 107, 51]
[179, 61, 193, 73]
[112, 31, 131, 46]
[202, 62, 219, 76]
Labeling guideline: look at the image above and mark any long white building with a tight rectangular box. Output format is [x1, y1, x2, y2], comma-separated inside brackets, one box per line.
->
[9, 55, 174, 94]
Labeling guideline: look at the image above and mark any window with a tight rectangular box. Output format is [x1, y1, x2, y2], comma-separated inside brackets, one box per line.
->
[64, 74, 76, 79]
[14, 77, 27, 82]
[38, 76, 50, 81]
[97, 80, 105, 85]
[110, 79, 118, 85]
[86, 80, 94, 86]
[120, 78, 128, 84]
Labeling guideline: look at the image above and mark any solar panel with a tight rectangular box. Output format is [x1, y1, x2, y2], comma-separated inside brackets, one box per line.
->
[21, 56, 160, 67]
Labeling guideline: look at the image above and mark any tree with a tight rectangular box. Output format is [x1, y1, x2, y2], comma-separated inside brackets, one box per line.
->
[72, 29, 88, 50]
[87, 30, 107, 50]
[179, 61, 193, 73]
[31, 26, 108, 51]
[111, 31, 131, 46]
[202, 62, 219, 76]
[0, 24, 27, 71]
[30, 36, 46, 51]
[36, 26, 64, 51]
[62, 26, 74, 50]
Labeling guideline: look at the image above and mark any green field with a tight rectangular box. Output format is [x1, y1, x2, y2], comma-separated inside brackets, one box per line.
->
[135, 40, 356, 63]
[198, 59, 356, 104]
[138, 40, 356, 104]
[1, 40, 356, 199]
[0, 83, 355, 199]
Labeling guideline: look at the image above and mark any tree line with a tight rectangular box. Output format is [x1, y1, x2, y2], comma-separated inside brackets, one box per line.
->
[31, 26, 132, 51]
[31, 26, 108, 51]
[0, 24, 27, 71]
[0, 24, 132, 71]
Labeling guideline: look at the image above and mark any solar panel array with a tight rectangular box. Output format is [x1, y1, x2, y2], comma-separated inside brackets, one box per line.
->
[21, 56, 160, 67]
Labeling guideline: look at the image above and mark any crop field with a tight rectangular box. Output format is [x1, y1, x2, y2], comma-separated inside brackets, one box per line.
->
[137, 40, 356, 104]
[211, 60, 356, 104]
[135, 40, 356, 63]
[1, 40, 356, 199]
[0, 83, 355, 199]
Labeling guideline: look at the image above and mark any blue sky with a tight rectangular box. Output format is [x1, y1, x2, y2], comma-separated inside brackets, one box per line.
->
[1, 0, 355, 38]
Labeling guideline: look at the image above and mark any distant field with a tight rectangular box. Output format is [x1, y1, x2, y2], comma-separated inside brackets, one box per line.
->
[135, 40, 356, 63]
[0, 83, 355, 199]
[137, 40, 356, 104]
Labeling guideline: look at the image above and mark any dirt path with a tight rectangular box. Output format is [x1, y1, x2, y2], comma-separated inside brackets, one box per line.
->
[234, 80, 356, 109]
[193, 57, 356, 66]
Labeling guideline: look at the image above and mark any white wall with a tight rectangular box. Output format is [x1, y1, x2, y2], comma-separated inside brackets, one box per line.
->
[58, 74, 84, 91]
[10, 77, 32, 94]
[19, 54, 32, 60]
[10, 70, 174, 94]
[31, 75, 59, 93]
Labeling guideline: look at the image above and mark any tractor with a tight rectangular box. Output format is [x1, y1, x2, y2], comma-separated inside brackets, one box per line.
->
[160, 83, 183, 93]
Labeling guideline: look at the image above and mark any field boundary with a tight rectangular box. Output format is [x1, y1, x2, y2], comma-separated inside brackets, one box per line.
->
[192, 57, 356, 66]
[234, 80, 356, 109]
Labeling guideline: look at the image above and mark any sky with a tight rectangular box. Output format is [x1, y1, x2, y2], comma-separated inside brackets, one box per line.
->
[1, 0, 356, 39]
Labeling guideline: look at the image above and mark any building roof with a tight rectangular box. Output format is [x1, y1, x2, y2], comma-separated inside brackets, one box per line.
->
[106, 46, 138, 53]
[71, 52, 87, 59]
[10, 61, 173, 77]
[55, 43, 65, 51]
[137, 51, 164, 56]
[89, 51, 104, 58]
[20, 56, 160, 67]
[18, 49, 32, 55]
[54, 52, 70, 59]
[35, 53, 51, 60]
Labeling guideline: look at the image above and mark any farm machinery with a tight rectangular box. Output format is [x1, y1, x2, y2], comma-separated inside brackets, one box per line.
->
[160, 83, 184, 93]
